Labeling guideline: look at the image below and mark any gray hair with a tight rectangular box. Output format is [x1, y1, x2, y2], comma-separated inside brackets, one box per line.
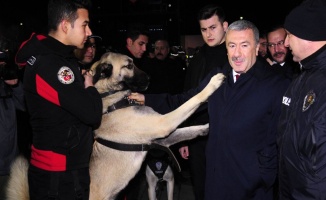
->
[227, 20, 260, 44]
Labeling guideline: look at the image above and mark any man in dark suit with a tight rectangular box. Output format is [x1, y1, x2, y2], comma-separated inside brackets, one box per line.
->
[129, 19, 290, 200]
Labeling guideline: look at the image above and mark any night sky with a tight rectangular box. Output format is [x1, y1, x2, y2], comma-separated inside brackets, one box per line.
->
[1, 0, 303, 49]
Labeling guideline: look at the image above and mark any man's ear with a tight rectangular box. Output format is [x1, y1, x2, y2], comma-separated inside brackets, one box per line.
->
[60, 20, 70, 34]
[223, 21, 228, 32]
[126, 38, 133, 47]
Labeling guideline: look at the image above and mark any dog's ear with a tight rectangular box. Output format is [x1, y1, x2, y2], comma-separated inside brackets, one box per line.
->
[92, 63, 113, 84]
[99, 52, 112, 65]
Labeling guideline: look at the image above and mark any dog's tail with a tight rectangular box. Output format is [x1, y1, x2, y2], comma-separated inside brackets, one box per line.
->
[6, 155, 30, 200]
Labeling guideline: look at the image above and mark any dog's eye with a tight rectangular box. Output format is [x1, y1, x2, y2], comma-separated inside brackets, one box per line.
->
[125, 64, 134, 70]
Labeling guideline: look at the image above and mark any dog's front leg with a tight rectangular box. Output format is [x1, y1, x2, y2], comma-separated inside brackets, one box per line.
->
[153, 124, 209, 147]
[160, 73, 224, 132]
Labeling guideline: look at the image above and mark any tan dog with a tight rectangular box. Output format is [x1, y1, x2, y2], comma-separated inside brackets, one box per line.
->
[6, 52, 225, 200]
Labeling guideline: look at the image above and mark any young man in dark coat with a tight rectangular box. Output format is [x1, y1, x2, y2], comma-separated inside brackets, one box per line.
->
[15, 0, 103, 199]
[118, 23, 149, 70]
[129, 19, 290, 200]
[177, 4, 229, 200]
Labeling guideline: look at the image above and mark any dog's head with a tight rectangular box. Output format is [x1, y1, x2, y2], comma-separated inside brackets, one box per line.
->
[89, 52, 149, 93]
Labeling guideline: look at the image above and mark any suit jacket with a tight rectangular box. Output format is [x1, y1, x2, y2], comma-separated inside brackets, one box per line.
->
[145, 59, 290, 199]
[271, 55, 301, 80]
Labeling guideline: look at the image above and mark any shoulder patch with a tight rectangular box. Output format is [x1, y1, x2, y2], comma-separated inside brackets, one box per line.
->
[302, 90, 315, 112]
[57, 66, 75, 84]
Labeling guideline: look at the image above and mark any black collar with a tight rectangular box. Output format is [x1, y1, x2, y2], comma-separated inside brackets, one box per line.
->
[101, 90, 140, 114]
[100, 91, 116, 98]
[95, 137, 181, 172]
[106, 97, 132, 113]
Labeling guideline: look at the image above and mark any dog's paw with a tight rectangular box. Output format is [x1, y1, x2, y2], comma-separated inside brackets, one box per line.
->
[201, 73, 225, 98]
[199, 124, 209, 136]
[209, 73, 225, 89]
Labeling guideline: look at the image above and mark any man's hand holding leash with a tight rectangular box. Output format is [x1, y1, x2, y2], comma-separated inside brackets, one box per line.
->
[128, 93, 145, 105]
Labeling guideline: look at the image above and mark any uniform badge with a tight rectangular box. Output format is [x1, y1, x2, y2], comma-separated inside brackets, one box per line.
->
[302, 90, 315, 112]
[57, 66, 75, 84]
[155, 161, 162, 170]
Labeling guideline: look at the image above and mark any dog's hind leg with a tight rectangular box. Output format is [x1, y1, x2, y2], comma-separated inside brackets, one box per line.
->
[164, 166, 174, 200]
[146, 165, 158, 200]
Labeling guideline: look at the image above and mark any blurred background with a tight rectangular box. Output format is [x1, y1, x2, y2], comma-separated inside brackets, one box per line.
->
[1, 0, 303, 56]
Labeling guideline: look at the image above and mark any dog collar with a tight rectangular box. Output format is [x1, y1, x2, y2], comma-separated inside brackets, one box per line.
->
[102, 95, 141, 114]
[105, 97, 134, 113]
[100, 91, 116, 98]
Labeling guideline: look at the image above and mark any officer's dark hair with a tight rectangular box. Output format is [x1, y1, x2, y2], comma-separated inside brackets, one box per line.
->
[197, 4, 226, 23]
[126, 23, 150, 42]
[47, 0, 92, 32]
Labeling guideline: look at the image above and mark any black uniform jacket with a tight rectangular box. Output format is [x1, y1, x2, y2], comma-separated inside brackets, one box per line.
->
[278, 45, 326, 199]
[145, 59, 290, 199]
[15, 33, 103, 171]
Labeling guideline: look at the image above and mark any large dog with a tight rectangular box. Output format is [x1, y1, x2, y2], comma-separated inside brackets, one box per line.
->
[6, 52, 225, 200]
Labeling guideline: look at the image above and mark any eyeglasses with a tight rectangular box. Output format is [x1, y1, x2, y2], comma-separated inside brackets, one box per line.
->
[268, 40, 285, 49]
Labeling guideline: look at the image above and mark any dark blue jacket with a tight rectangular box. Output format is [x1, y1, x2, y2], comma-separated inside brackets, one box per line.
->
[145, 59, 290, 199]
[0, 81, 25, 175]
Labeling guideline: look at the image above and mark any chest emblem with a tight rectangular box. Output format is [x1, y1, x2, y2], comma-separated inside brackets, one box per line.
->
[302, 90, 315, 112]
[57, 66, 75, 84]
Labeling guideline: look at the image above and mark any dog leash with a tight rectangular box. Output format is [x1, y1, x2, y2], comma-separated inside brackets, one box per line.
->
[95, 137, 181, 172]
